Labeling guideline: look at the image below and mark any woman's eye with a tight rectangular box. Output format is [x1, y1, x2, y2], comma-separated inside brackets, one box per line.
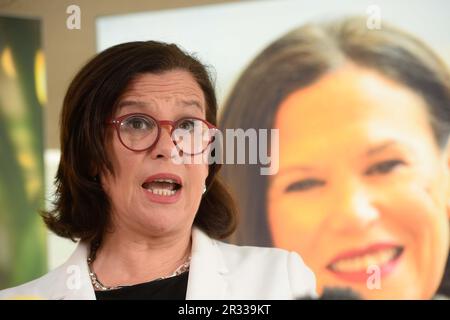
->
[365, 159, 405, 175]
[285, 179, 325, 193]
[123, 117, 153, 131]
[178, 119, 196, 131]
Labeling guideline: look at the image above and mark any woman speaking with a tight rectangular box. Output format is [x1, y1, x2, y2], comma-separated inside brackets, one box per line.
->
[0, 41, 316, 300]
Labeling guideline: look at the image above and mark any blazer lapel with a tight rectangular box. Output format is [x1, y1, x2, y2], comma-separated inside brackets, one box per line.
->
[49, 242, 96, 300]
[185, 228, 228, 300]
[39, 228, 226, 300]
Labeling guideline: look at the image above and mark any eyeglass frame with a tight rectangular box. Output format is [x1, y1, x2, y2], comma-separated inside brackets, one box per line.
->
[106, 113, 218, 155]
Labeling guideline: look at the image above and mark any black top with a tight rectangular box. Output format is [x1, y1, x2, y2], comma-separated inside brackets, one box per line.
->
[95, 271, 189, 300]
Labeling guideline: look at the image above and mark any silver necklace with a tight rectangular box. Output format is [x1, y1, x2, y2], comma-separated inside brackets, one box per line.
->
[87, 242, 191, 291]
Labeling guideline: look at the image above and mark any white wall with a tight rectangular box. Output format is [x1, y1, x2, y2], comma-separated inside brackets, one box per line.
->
[45, 149, 76, 269]
[96, 0, 450, 108]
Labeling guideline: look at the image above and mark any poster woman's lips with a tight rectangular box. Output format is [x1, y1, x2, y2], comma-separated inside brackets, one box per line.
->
[326, 243, 404, 282]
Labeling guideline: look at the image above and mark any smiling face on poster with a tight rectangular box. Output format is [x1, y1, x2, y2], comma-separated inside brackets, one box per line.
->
[220, 16, 450, 299]
[267, 64, 450, 299]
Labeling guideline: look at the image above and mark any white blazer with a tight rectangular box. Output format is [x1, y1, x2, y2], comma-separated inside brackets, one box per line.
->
[0, 227, 316, 300]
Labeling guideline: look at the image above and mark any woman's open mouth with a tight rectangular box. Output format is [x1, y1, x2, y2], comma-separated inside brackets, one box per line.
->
[326, 243, 404, 283]
[141, 173, 182, 204]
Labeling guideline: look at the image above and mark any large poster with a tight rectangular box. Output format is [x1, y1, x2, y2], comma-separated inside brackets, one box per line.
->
[0, 16, 47, 289]
[96, 0, 450, 299]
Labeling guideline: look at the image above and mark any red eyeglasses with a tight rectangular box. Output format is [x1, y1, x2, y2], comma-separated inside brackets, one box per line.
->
[107, 113, 217, 155]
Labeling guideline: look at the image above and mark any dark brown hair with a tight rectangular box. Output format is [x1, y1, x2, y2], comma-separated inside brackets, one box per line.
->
[219, 17, 450, 295]
[42, 41, 237, 242]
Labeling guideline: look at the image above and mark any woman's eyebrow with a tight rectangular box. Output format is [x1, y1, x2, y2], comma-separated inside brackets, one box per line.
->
[117, 99, 203, 112]
[177, 99, 204, 112]
[365, 141, 397, 157]
[275, 165, 316, 177]
[117, 100, 149, 110]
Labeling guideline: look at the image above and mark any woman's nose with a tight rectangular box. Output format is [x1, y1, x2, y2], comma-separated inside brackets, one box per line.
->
[149, 124, 177, 160]
[327, 183, 380, 234]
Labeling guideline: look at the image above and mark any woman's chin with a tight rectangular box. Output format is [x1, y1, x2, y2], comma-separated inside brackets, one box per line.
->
[317, 282, 424, 300]
[129, 207, 183, 234]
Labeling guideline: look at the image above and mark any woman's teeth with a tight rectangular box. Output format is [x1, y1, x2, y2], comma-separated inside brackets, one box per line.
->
[328, 247, 401, 273]
[142, 179, 181, 196]
[147, 188, 177, 196]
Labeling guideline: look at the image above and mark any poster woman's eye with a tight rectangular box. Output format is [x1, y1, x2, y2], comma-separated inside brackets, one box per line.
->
[285, 178, 326, 193]
[365, 159, 406, 176]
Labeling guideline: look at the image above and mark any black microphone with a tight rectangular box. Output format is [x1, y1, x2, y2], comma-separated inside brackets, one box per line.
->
[297, 287, 362, 300]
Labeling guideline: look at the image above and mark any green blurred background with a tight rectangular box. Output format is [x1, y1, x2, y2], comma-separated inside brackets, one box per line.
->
[0, 16, 47, 289]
